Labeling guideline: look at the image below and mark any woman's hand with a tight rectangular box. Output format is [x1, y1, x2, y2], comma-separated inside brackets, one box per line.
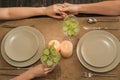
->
[44, 4, 67, 19]
[27, 64, 55, 77]
[10, 64, 55, 80]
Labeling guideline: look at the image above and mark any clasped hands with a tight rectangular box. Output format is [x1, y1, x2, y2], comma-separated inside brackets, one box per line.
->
[45, 3, 80, 19]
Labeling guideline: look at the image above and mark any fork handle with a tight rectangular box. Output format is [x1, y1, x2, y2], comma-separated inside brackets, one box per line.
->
[94, 74, 117, 77]
[0, 73, 19, 76]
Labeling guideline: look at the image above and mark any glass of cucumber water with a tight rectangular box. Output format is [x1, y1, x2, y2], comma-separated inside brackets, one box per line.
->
[62, 15, 80, 44]
[41, 43, 60, 67]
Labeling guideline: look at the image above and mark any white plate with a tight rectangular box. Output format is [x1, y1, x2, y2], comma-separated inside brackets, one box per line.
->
[77, 30, 120, 72]
[4, 29, 39, 61]
[1, 26, 45, 67]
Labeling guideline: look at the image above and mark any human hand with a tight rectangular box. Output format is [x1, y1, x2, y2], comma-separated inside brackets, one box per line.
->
[62, 3, 80, 15]
[28, 64, 55, 78]
[10, 64, 55, 80]
[44, 4, 67, 19]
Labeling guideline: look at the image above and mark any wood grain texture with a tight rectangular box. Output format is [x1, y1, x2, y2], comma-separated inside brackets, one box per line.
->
[0, 17, 120, 80]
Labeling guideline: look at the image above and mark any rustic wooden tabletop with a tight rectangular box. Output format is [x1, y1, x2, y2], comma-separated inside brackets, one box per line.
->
[0, 16, 120, 80]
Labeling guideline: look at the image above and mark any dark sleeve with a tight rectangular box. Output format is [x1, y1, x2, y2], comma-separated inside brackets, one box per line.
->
[0, 0, 104, 7]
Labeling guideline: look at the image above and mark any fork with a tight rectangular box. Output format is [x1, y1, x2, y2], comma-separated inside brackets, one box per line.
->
[0, 67, 31, 70]
[82, 72, 117, 78]
[0, 73, 19, 76]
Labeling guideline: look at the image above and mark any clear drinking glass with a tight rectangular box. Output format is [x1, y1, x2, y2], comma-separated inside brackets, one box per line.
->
[62, 15, 80, 44]
[41, 47, 61, 67]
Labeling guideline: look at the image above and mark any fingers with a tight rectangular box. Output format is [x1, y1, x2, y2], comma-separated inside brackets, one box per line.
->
[57, 3, 71, 15]
[44, 68, 52, 72]
[55, 4, 64, 8]
[63, 3, 71, 7]
[61, 7, 69, 12]
[56, 3, 68, 12]
[60, 11, 67, 17]
[52, 12, 67, 19]
[44, 67, 54, 74]
[44, 64, 57, 73]
[47, 3, 75, 19]
[53, 4, 68, 18]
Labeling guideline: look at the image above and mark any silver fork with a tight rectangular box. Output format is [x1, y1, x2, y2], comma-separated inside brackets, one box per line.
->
[82, 72, 117, 78]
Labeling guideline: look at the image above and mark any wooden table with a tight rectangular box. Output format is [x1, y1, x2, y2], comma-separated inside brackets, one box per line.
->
[0, 17, 120, 80]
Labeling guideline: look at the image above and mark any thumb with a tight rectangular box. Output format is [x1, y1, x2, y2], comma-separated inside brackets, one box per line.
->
[52, 13, 64, 19]
[61, 12, 68, 18]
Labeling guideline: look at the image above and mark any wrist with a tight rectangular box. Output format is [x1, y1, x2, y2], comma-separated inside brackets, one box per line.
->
[34, 7, 47, 16]
[19, 70, 35, 80]
[40, 7, 47, 15]
[77, 4, 85, 14]
[25, 70, 36, 79]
